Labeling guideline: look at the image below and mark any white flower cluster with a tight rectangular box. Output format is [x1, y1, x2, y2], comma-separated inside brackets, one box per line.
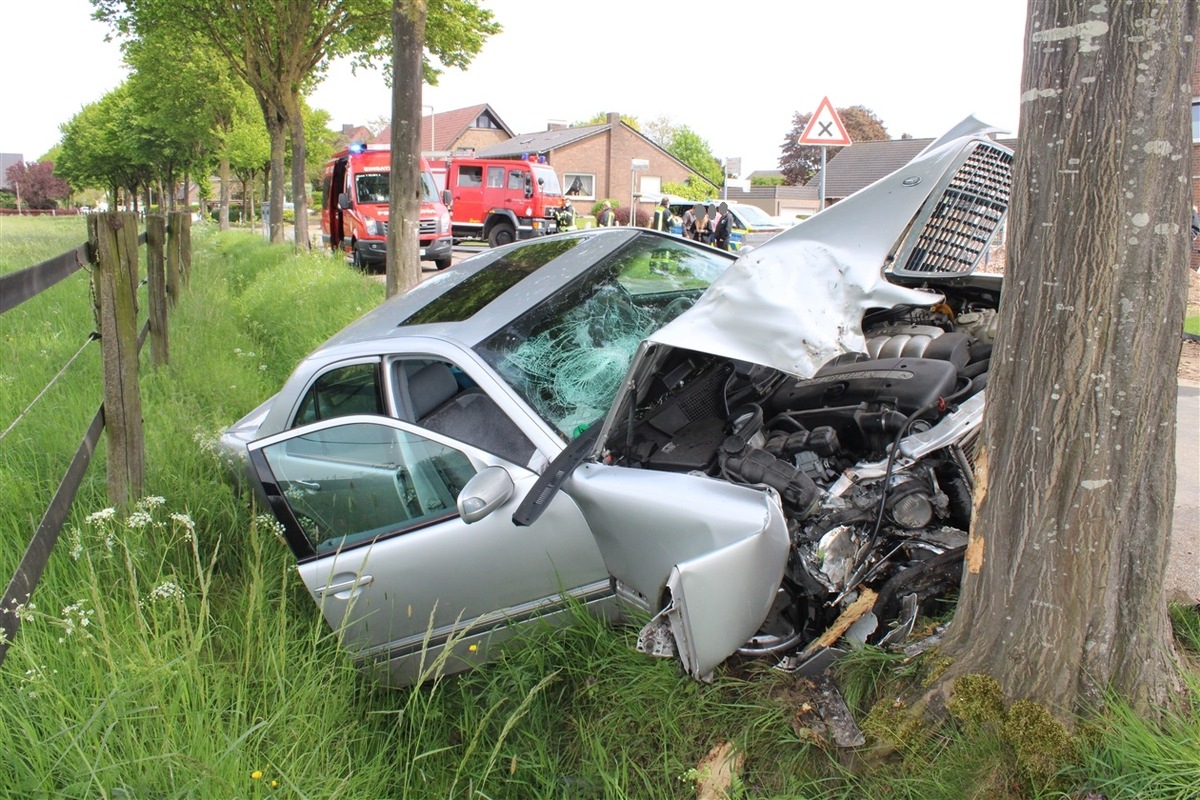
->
[58, 601, 94, 642]
[169, 512, 196, 540]
[146, 581, 185, 604]
[255, 513, 287, 541]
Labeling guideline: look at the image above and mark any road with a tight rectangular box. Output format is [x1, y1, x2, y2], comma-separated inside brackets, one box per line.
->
[1170, 381, 1199, 603]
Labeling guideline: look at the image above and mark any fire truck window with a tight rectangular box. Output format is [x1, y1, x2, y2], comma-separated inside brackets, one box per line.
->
[508, 170, 525, 191]
[487, 167, 504, 188]
[458, 166, 483, 187]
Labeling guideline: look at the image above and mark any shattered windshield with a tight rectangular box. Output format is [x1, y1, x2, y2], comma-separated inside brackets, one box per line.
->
[477, 234, 732, 437]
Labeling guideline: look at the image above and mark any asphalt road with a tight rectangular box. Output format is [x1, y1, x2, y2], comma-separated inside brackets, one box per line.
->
[1169, 382, 1199, 602]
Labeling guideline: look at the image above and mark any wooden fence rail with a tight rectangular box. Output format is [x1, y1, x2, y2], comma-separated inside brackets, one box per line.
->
[0, 211, 191, 668]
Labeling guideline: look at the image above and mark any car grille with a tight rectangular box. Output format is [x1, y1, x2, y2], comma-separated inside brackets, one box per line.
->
[419, 219, 436, 235]
[898, 141, 1013, 275]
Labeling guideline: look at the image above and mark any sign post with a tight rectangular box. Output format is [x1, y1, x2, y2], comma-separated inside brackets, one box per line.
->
[797, 97, 852, 211]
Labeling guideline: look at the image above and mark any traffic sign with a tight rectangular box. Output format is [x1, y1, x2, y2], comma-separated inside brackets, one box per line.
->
[798, 97, 852, 146]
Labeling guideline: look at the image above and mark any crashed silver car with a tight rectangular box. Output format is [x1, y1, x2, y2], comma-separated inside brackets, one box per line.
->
[220, 118, 1011, 685]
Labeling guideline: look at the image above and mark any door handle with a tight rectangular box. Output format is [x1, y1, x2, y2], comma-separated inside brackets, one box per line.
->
[294, 479, 321, 491]
[317, 574, 374, 597]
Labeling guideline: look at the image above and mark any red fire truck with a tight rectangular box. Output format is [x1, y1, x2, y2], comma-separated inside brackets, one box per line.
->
[432, 156, 566, 247]
[321, 144, 453, 270]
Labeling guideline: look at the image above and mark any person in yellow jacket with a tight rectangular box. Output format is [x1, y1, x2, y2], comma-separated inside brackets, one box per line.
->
[598, 200, 618, 227]
[650, 197, 672, 232]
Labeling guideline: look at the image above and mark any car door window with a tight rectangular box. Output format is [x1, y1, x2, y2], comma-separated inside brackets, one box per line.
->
[392, 358, 536, 466]
[487, 166, 504, 188]
[508, 170, 526, 191]
[292, 362, 382, 428]
[259, 420, 476, 554]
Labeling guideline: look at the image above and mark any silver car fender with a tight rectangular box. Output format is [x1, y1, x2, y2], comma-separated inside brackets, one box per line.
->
[566, 463, 789, 680]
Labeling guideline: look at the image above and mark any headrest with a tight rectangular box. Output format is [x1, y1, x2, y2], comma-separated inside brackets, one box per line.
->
[408, 363, 458, 419]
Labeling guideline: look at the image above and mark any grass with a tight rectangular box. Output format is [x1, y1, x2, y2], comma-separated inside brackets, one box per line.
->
[2, 216, 1199, 797]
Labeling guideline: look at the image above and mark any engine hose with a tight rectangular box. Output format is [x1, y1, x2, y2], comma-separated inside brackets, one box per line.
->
[835, 375, 974, 601]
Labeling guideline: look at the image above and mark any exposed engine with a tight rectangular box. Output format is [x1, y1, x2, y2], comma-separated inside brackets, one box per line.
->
[600, 283, 1000, 662]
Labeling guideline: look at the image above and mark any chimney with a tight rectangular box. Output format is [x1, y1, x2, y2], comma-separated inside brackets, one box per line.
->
[342, 124, 355, 136]
[606, 112, 621, 126]
[547, 120, 567, 131]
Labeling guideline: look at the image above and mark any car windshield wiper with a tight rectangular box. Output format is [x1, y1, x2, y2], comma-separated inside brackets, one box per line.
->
[511, 421, 602, 527]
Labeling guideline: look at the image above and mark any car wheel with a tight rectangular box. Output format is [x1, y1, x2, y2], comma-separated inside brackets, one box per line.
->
[350, 245, 363, 269]
[434, 256, 452, 270]
[487, 223, 515, 248]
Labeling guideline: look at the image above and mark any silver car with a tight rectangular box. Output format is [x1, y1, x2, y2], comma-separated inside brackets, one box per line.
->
[221, 117, 1011, 686]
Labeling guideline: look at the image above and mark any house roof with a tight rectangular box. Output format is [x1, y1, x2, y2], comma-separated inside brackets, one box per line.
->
[475, 124, 609, 158]
[371, 104, 517, 152]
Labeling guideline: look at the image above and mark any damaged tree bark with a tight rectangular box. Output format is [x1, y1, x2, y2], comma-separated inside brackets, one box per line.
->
[934, 0, 1194, 718]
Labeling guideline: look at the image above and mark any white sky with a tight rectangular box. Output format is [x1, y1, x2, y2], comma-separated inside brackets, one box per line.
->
[5, 0, 1027, 175]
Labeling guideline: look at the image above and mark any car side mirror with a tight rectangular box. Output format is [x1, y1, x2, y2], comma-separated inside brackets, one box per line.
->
[457, 466, 515, 524]
[442, 189, 453, 208]
[338, 192, 351, 210]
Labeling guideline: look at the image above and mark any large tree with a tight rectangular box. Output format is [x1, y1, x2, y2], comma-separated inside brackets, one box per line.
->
[4, 161, 69, 211]
[93, 0, 497, 248]
[934, 0, 1193, 718]
[641, 115, 724, 187]
[778, 105, 887, 185]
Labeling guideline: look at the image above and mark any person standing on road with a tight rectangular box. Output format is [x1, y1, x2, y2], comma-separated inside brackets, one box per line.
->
[651, 197, 672, 232]
[598, 200, 618, 227]
[713, 201, 733, 250]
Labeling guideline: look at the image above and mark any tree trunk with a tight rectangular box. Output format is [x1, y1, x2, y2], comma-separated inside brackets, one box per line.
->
[387, 0, 427, 298]
[219, 157, 231, 231]
[936, 0, 1194, 718]
[286, 90, 310, 251]
[264, 103, 288, 244]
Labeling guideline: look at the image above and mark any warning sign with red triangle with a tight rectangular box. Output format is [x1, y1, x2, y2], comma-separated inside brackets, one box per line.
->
[798, 97, 852, 146]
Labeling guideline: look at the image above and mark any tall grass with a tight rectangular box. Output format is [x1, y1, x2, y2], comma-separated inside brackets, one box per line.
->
[2, 217, 1198, 798]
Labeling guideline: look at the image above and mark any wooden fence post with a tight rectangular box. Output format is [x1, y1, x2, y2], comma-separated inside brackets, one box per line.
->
[89, 212, 145, 505]
[167, 210, 191, 297]
[146, 215, 169, 368]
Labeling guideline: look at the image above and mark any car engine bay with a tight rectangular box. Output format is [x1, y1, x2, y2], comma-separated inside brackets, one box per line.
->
[600, 279, 1001, 663]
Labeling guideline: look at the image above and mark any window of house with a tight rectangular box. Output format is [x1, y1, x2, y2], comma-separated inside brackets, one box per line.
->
[457, 165, 483, 187]
[1192, 99, 1200, 142]
[475, 113, 500, 129]
[563, 173, 595, 199]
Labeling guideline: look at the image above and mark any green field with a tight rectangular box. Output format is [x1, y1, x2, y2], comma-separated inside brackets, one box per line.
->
[1, 217, 1197, 798]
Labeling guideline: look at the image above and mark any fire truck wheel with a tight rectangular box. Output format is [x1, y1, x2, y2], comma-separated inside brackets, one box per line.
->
[487, 222, 515, 248]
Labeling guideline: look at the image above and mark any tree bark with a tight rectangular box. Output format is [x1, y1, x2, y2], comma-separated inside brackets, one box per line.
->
[219, 156, 231, 230]
[936, 0, 1194, 718]
[387, 0, 427, 298]
[285, 89, 310, 251]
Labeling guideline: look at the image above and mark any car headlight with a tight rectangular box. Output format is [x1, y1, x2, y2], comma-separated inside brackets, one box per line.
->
[438, 210, 450, 234]
[363, 216, 384, 236]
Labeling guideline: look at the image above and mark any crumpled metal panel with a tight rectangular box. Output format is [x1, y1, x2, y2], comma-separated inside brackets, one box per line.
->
[648, 117, 1009, 380]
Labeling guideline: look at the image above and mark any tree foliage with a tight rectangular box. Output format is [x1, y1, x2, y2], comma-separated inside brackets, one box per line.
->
[57, 84, 154, 208]
[92, 0, 498, 245]
[778, 105, 888, 185]
[4, 160, 70, 210]
[638, 116, 723, 188]
[576, 112, 640, 130]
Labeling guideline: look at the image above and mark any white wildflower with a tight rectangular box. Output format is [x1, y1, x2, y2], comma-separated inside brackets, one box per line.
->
[58, 601, 95, 641]
[147, 581, 185, 604]
[255, 513, 287, 541]
[136, 495, 167, 511]
[126, 511, 153, 529]
[86, 507, 117, 526]
[169, 512, 196, 540]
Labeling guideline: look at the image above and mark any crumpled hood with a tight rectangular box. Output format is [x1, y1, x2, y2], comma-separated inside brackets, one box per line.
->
[648, 116, 1008, 379]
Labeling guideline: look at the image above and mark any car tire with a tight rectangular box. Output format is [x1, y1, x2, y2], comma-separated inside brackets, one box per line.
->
[487, 223, 515, 248]
[434, 256, 452, 270]
[351, 245, 363, 270]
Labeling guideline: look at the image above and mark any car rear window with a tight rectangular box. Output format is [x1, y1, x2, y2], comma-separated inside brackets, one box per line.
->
[399, 237, 585, 326]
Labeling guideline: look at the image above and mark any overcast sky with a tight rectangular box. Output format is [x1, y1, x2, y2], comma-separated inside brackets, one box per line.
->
[5, 0, 1028, 175]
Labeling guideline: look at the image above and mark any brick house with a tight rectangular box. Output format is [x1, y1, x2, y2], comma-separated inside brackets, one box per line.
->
[473, 113, 715, 215]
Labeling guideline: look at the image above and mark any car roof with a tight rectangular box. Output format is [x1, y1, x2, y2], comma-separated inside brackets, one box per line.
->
[313, 228, 692, 356]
